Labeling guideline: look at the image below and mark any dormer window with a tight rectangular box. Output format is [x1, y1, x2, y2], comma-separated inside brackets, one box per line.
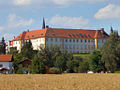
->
[83, 34, 86, 37]
[72, 34, 75, 37]
[79, 34, 82, 37]
[76, 34, 79, 36]
[88, 35, 91, 37]
[68, 34, 71, 36]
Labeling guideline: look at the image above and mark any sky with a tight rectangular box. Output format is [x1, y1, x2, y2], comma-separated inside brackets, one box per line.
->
[0, 0, 120, 41]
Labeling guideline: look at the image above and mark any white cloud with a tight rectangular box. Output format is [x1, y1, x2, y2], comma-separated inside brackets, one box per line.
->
[51, 0, 107, 5]
[0, 26, 4, 31]
[11, 0, 108, 7]
[13, 0, 31, 5]
[7, 14, 34, 28]
[94, 4, 120, 19]
[48, 15, 89, 28]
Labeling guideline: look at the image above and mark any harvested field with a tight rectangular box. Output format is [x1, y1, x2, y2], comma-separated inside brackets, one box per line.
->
[0, 74, 120, 90]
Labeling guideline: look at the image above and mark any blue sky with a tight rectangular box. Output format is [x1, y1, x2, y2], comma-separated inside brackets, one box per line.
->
[0, 0, 120, 41]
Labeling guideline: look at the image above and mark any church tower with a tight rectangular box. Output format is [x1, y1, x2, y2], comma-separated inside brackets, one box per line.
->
[42, 17, 45, 29]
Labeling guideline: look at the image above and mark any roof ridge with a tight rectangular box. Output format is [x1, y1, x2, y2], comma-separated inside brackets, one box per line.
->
[48, 28, 98, 31]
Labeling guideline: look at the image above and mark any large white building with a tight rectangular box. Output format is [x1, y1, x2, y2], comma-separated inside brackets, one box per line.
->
[10, 26, 109, 54]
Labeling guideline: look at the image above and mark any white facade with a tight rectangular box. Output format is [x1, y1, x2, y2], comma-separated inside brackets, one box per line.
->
[12, 37, 45, 51]
[11, 37, 106, 54]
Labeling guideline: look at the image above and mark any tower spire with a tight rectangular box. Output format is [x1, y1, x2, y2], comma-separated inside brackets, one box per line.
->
[111, 26, 113, 33]
[42, 17, 45, 29]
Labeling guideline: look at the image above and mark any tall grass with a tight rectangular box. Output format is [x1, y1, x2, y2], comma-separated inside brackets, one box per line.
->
[0, 74, 120, 90]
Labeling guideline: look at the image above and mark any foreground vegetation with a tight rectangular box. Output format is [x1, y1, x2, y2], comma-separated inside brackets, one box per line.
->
[0, 74, 120, 90]
[1, 30, 119, 74]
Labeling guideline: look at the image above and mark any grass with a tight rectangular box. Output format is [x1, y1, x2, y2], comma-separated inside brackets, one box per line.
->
[0, 74, 120, 90]
[73, 54, 91, 60]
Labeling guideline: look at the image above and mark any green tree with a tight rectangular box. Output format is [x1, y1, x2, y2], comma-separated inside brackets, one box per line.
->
[31, 55, 46, 74]
[78, 61, 89, 73]
[8, 47, 18, 55]
[16, 64, 24, 74]
[54, 56, 66, 72]
[0, 37, 6, 54]
[101, 31, 120, 73]
[21, 40, 34, 59]
[67, 60, 80, 73]
[38, 45, 61, 67]
[89, 50, 104, 73]
[13, 53, 23, 73]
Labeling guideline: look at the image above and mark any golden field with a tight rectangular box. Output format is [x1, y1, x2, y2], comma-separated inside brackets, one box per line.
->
[0, 74, 120, 90]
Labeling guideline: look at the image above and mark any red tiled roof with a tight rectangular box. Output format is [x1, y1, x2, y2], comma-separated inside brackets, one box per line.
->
[0, 55, 13, 62]
[12, 28, 109, 41]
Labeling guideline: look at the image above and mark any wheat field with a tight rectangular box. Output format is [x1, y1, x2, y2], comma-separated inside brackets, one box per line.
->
[0, 74, 120, 90]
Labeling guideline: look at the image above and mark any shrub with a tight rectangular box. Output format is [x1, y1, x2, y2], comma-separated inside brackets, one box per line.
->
[49, 67, 61, 74]
[114, 71, 120, 73]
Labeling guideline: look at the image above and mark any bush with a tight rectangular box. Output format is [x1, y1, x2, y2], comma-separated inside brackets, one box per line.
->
[78, 61, 89, 73]
[114, 71, 120, 73]
[49, 67, 61, 74]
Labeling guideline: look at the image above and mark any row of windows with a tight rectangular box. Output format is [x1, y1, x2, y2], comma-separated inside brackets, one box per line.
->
[46, 38, 106, 43]
[46, 38, 95, 43]
[14, 38, 106, 45]
[68, 33, 91, 38]
[46, 44, 96, 49]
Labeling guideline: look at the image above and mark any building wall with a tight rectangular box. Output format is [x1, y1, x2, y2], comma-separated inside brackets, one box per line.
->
[12, 37, 45, 51]
[0, 62, 12, 74]
[12, 37, 106, 54]
[45, 37, 106, 54]
[31, 37, 45, 50]
[13, 40, 21, 50]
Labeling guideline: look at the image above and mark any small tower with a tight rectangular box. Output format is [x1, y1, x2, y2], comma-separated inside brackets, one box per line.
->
[42, 17, 45, 29]
[111, 26, 113, 33]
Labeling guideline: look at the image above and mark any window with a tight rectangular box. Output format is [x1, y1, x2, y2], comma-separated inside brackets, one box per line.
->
[68, 34, 71, 36]
[85, 39, 87, 43]
[51, 38, 53, 41]
[79, 34, 82, 37]
[65, 39, 68, 42]
[69, 39, 71, 42]
[88, 34, 91, 37]
[55, 38, 57, 42]
[81, 39, 83, 42]
[72, 34, 75, 37]
[76, 34, 79, 36]
[83, 34, 86, 37]
[0, 64, 3, 67]
[88, 40, 90, 42]
[73, 39, 75, 42]
[76, 39, 78, 42]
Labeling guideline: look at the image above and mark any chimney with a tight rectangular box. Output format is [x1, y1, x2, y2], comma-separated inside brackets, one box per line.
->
[46, 25, 49, 28]
[100, 28, 104, 33]
[27, 29, 29, 32]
